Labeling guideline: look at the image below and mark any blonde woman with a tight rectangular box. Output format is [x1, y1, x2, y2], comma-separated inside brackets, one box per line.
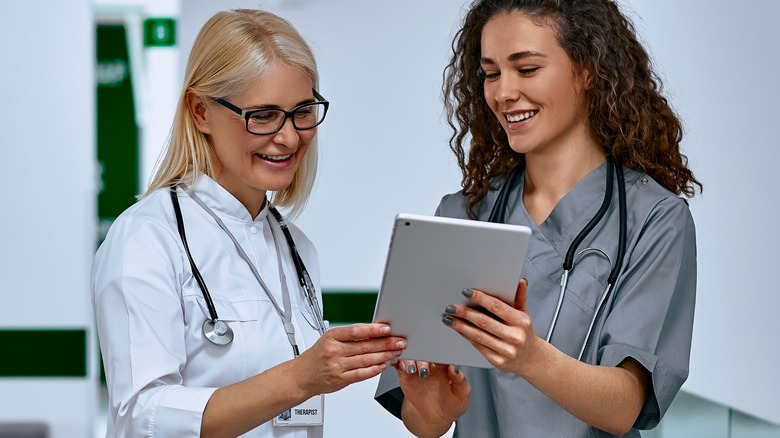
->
[92, 9, 406, 438]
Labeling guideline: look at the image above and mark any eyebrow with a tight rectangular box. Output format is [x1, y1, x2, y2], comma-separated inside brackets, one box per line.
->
[480, 51, 547, 64]
[249, 97, 317, 111]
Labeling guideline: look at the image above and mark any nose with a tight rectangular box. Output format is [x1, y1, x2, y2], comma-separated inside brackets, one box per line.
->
[494, 73, 521, 104]
[273, 117, 300, 148]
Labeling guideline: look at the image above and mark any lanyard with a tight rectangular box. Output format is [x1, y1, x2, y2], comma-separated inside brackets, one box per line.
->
[180, 184, 303, 356]
[268, 207, 327, 335]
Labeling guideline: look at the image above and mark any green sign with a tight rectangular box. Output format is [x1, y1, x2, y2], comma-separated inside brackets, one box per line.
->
[97, 24, 139, 246]
[144, 18, 176, 47]
[0, 329, 87, 377]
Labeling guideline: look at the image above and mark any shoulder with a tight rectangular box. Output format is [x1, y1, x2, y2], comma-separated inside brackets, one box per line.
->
[91, 188, 186, 296]
[436, 172, 515, 220]
[275, 214, 319, 266]
[435, 190, 470, 219]
[624, 168, 694, 226]
[285, 220, 316, 251]
[97, 188, 181, 259]
[622, 169, 696, 251]
[113, 187, 176, 228]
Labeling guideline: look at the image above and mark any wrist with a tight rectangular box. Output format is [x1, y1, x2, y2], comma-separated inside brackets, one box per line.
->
[401, 398, 454, 438]
[281, 357, 316, 401]
[515, 336, 556, 379]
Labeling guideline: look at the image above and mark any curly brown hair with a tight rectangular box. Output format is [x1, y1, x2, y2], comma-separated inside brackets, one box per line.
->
[444, 0, 702, 217]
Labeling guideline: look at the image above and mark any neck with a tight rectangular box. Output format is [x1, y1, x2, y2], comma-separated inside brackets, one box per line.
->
[244, 195, 268, 218]
[213, 171, 267, 218]
[524, 149, 605, 198]
[522, 141, 605, 225]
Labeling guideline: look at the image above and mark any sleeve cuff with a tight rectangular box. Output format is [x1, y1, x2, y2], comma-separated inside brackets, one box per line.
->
[151, 386, 218, 436]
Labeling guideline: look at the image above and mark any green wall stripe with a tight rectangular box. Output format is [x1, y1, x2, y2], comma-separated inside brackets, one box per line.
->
[0, 329, 87, 377]
[1, 292, 375, 378]
[322, 290, 378, 324]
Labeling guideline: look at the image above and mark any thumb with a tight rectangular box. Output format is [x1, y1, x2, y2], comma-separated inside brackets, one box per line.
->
[449, 365, 470, 395]
[514, 278, 528, 312]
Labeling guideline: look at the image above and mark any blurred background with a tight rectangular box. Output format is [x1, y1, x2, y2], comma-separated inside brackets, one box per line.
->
[1, 0, 778, 437]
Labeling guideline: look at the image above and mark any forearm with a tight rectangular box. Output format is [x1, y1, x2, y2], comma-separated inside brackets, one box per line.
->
[521, 342, 649, 435]
[401, 399, 454, 438]
[201, 359, 312, 438]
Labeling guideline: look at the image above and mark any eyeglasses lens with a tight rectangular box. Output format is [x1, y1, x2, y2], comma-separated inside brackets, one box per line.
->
[246, 102, 326, 135]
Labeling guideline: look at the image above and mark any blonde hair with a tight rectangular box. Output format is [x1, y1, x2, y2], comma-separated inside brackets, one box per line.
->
[145, 9, 319, 218]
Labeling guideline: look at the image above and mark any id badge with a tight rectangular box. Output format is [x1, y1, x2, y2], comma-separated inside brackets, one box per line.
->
[273, 395, 324, 427]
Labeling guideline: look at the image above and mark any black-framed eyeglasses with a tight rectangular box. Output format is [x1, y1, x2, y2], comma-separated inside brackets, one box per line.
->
[213, 90, 329, 135]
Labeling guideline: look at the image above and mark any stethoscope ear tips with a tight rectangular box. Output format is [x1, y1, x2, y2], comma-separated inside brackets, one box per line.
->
[203, 319, 234, 346]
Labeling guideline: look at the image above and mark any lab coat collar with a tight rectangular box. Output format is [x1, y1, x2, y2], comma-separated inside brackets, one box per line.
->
[189, 174, 269, 223]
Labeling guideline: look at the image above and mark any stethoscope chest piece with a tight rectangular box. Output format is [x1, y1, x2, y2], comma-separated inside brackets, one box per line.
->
[203, 319, 234, 346]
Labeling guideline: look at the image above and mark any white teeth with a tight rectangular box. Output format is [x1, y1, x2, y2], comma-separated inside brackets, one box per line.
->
[259, 153, 291, 162]
[506, 111, 538, 122]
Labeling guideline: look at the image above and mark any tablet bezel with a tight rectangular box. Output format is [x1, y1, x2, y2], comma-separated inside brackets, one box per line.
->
[372, 213, 532, 368]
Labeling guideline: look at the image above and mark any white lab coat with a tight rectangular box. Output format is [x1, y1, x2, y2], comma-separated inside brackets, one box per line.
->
[92, 174, 324, 438]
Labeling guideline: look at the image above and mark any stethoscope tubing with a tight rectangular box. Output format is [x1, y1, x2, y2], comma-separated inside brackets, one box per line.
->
[170, 186, 220, 322]
[169, 185, 326, 347]
[489, 156, 628, 361]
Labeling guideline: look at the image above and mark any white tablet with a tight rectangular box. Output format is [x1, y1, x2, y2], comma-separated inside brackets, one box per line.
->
[372, 213, 532, 368]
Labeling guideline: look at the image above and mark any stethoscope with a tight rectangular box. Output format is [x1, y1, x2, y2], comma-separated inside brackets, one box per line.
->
[169, 185, 327, 351]
[488, 156, 627, 361]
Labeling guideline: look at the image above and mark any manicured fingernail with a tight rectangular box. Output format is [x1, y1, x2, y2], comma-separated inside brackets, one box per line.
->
[396, 340, 407, 349]
[442, 315, 454, 326]
[462, 288, 473, 297]
[407, 363, 417, 374]
[379, 325, 391, 334]
[454, 366, 461, 374]
[445, 305, 457, 314]
[420, 367, 429, 378]
[389, 358, 397, 365]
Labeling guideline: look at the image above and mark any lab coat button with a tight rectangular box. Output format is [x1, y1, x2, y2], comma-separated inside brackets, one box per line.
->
[641, 178, 648, 185]
[249, 226, 258, 234]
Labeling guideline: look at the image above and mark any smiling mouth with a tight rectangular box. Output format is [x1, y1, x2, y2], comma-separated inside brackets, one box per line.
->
[257, 153, 292, 162]
[505, 110, 539, 122]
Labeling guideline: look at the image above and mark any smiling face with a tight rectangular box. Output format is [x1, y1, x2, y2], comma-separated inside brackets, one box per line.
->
[480, 11, 593, 159]
[189, 61, 317, 215]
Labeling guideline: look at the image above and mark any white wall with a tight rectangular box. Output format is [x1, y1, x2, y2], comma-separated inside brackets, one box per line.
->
[623, 0, 780, 426]
[0, 0, 98, 436]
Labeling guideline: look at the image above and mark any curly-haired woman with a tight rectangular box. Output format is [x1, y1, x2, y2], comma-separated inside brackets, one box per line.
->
[375, 1, 701, 436]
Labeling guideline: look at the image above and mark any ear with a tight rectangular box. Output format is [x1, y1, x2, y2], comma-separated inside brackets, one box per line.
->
[577, 67, 593, 91]
[187, 91, 212, 134]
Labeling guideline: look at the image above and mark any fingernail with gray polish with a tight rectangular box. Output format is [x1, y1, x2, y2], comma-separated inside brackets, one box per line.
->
[407, 363, 417, 374]
[454, 366, 461, 375]
[442, 316, 454, 326]
[462, 288, 473, 297]
[420, 367, 429, 378]
[445, 305, 457, 314]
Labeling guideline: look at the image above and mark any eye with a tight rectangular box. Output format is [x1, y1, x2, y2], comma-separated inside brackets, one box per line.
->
[480, 68, 500, 81]
[248, 110, 280, 124]
[518, 67, 540, 75]
[294, 106, 315, 117]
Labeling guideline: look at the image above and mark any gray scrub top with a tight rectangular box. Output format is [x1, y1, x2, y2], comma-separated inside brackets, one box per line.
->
[375, 163, 697, 437]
